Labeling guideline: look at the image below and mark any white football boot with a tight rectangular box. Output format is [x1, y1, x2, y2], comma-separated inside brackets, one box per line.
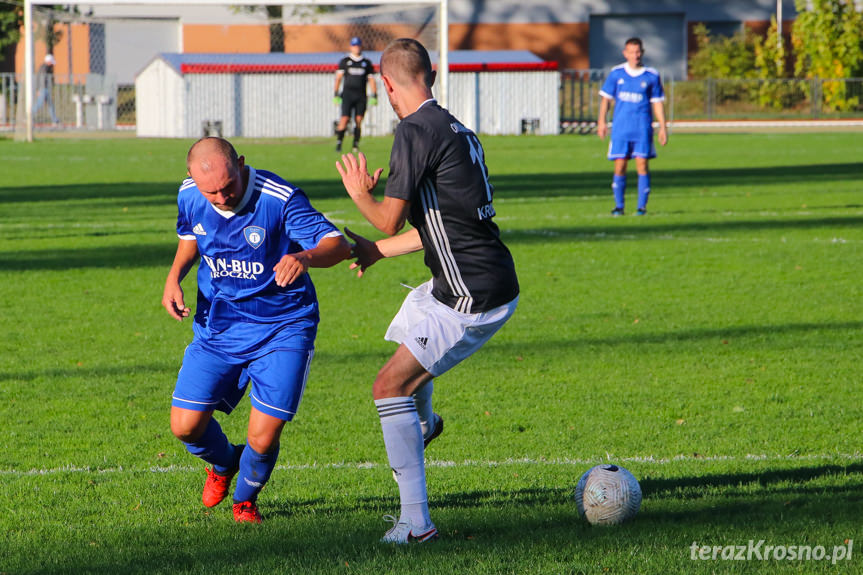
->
[380, 515, 439, 544]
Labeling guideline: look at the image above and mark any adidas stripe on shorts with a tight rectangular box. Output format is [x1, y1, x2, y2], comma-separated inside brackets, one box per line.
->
[384, 279, 518, 376]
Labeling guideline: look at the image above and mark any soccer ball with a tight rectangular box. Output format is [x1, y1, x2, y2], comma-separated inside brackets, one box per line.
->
[574, 464, 642, 525]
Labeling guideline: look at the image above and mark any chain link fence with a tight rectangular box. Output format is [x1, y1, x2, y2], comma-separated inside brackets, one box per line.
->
[0, 73, 123, 132]
[4, 70, 863, 135]
[560, 71, 863, 131]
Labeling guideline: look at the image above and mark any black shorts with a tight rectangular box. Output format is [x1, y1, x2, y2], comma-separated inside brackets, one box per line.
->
[341, 91, 367, 118]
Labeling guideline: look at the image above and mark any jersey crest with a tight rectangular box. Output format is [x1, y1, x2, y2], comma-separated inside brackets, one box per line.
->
[244, 226, 266, 249]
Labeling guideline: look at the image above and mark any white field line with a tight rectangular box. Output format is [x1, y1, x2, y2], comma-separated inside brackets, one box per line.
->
[2, 452, 861, 477]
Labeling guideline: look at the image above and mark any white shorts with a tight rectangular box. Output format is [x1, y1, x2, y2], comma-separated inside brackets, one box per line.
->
[385, 280, 518, 376]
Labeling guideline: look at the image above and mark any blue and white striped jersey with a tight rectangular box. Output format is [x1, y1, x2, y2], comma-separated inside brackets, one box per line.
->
[600, 64, 665, 140]
[176, 166, 341, 356]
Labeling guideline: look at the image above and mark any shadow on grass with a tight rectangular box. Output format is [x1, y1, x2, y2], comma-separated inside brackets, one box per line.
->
[3, 161, 859, 207]
[641, 461, 863, 501]
[0, 242, 175, 271]
[503, 214, 863, 244]
[39, 460, 863, 574]
[319, 321, 863, 363]
[3, 212, 860, 271]
[0, 182, 176, 205]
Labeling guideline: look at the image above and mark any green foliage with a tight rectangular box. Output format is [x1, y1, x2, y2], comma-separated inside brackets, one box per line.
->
[754, 17, 787, 80]
[792, 0, 863, 111]
[1, 134, 863, 573]
[688, 23, 759, 80]
[0, 4, 22, 62]
[753, 16, 800, 110]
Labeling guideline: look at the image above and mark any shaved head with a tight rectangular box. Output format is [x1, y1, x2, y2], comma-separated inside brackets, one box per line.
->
[186, 137, 246, 211]
[187, 137, 240, 174]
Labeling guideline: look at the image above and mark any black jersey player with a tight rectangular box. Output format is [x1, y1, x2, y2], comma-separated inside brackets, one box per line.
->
[333, 36, 378, 153]
[336, 38, 519, 544]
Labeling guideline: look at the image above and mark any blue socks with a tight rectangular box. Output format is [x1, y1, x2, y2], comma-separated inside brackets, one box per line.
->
[233, 442, 279, 504]
[637, 174, 651, 210]
[612, 175, 626, 210]
[183, 418, 238, 473]
[182, 419, 281, 504]
[612, 173, 652, 211]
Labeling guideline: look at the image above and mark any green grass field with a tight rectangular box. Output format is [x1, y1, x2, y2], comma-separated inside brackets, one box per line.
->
[1, 131, 862, 574]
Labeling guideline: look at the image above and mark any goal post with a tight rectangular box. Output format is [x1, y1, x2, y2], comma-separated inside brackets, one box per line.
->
[20, 0, 448, 141]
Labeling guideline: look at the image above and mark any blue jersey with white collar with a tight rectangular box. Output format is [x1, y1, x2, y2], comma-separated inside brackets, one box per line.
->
[600, 64, 664, 140]
[176, 166, 341, 357]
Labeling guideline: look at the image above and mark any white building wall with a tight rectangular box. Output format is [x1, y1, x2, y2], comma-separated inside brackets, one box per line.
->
[136, 58, 559, 138]
[449, 71, 559, 135]
[135, 58, 184, 137]
[185, 74, 238, 137]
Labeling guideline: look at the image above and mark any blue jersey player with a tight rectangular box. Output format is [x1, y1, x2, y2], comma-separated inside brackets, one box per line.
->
[597, 37, 668, 216]
[162, 137, 350, 523]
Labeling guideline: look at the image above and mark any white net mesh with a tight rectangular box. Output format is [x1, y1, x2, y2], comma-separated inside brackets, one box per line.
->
[15, 1, 442, 137]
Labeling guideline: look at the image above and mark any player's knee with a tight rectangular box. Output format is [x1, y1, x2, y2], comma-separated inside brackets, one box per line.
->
[372, 369, 414, 399]
[247, 432, 279, 454]
[171, 421, 202, 443]
[372, 373, 400, 399]
[170, 411, 208, 442]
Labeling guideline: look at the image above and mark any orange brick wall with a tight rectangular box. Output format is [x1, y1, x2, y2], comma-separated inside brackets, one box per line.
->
[449, 22, 589, 70]
[16, 22, 90, 79]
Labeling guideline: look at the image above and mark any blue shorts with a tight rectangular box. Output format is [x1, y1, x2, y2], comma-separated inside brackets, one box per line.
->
[608, 133, 656, 160]
[172, 338, 314, 421]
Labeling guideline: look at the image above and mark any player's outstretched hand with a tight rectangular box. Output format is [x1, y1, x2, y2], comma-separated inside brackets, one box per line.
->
[344, 226, 384, 278]
[162, 283, 190, 321]
[274, 253, 310, 287]
[336, 151, 383, 201]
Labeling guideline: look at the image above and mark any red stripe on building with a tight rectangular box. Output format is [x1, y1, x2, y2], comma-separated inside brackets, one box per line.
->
[180, 61, 557, 74]
[448, 62, 558, 72]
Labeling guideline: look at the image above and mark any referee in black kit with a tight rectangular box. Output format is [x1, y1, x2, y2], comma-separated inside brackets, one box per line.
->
[333, 36, 377, 153]
[335, 38, 519, 543]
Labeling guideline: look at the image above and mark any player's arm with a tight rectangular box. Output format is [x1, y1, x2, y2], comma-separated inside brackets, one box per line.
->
[162, 238, 198, 321]
[367, 74, 378, 101]
[343, 226, 422, 278]
[336, 152, 408, 236]
[334, 70, 344, 102]
[597, 96, 612, 139]
[273, 233, 351, 287]
[653, 100, 668, 146]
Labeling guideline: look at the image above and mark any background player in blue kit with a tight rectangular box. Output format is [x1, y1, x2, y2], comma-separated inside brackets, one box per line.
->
[597, 37, 668, 216]
[162, 137, 350, 523]
[336, 39, 519, 544]
[333, 36, 378, 153]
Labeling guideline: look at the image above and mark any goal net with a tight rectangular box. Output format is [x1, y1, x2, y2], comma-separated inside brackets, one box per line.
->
[18, 0, 447, 140]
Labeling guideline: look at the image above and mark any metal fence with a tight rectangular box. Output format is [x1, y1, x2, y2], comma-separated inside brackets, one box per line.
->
[560, 71, 863, 130]
[4, 71, 863, 135]
[0, 73, 133, 133]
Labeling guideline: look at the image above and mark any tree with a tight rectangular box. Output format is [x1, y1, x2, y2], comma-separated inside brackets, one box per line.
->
[0, 3, 22, 72]
[753, 16, 799, 109]
[792, 0, 863, 111]
[688, 23, 758, 80]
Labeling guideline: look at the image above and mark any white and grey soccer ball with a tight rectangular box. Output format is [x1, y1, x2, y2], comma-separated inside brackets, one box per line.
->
[574, 464, 642, 525]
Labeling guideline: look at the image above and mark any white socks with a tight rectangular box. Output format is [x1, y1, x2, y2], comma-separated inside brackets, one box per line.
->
[413, 380, 434, 438]
[375, 397, 432, 527]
